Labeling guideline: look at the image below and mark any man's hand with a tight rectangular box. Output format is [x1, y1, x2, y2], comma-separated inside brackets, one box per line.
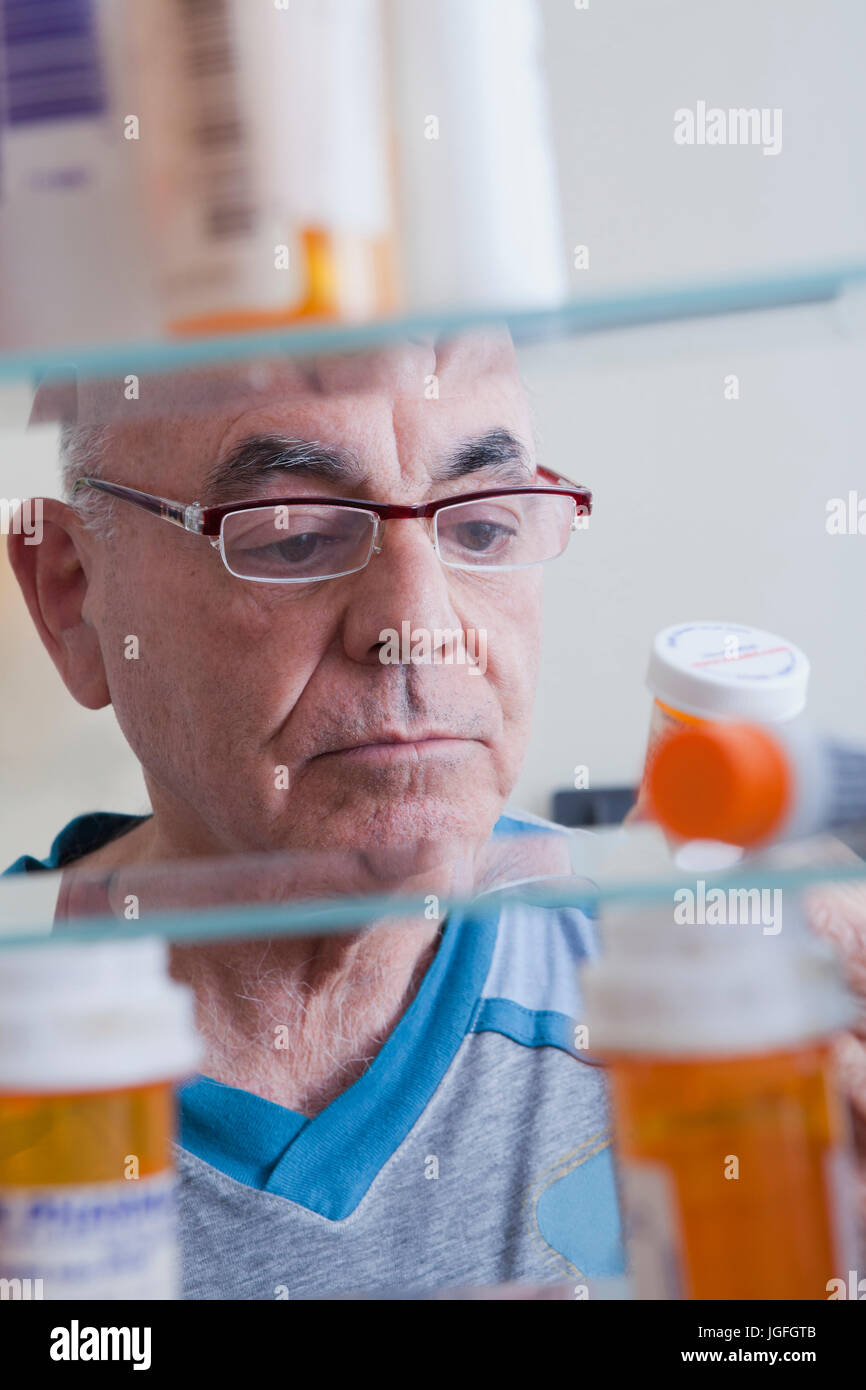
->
[621, 796, 648, 827]
[805, 873, 866, 1229]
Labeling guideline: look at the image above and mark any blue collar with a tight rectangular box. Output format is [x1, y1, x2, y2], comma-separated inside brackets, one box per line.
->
[4, 812, 149, 874]
[178, 899, 499, 1219]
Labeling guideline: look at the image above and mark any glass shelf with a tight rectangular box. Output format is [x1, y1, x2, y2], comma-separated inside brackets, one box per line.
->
[4, 260, 866, 388]
[2, 824, 865, 950]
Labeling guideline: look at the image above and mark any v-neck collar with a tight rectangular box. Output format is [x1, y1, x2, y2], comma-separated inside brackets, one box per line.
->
[177, 899, 500, 1220]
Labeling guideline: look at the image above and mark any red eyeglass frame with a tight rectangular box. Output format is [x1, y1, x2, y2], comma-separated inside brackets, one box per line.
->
[72, 466, 592, 537]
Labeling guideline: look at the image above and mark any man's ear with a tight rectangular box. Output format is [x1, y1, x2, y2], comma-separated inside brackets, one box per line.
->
[7, 499, 111, 710]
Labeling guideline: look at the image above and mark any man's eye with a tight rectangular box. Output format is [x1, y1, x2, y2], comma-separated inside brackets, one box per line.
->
[264, 532, 333, 563]
[448, 520, 518, 553]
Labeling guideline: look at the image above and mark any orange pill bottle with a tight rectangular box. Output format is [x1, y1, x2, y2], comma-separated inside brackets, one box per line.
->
[0, 939, 199, 1300]
[582, 901, 859, 1299]
[639, 621, 809, 805]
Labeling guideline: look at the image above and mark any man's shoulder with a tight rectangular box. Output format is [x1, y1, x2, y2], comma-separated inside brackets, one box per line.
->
[494, 805, 570, 837]
[473, 807, 600, 1059]
[3, 812, 150, 876]
[473, 900, 598, 1054]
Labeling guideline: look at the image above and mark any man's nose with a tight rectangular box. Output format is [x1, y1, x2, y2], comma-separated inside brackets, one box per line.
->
[340, 516, 464, 667]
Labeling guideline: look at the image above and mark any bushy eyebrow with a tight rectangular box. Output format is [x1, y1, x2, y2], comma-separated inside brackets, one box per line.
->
[201, 426, 534, 502]
[201, 437, 369, 502]
[431, 427, 533, 485]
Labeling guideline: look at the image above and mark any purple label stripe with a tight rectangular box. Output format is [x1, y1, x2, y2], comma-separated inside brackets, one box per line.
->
[0, 0, 106, 126]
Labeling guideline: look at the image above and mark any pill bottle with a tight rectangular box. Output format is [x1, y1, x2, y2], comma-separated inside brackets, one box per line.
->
[646, 719, 866, 848]
[637, 623, 810, 866]
[581, 900, 858, 1299]
[0, 0, 158, 353]
[641, 622, 810, 794]
[131, 0, 398, 333]
[0, 938, 199, 1300]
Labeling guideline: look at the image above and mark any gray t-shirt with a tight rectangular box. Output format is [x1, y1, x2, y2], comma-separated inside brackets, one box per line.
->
[177, 1024, 622, 1299]
[175, 884, 625, 1299]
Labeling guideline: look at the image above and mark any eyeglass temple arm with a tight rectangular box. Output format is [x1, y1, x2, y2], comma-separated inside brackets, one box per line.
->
[72, 478, 204, 533]
[536, 463, 592, 516]
[536, 464, 584, 490]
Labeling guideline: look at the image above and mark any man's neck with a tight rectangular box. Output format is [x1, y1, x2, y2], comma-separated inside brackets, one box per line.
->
[62, 811, 491, 1116]
[168, 923, 443, 1116]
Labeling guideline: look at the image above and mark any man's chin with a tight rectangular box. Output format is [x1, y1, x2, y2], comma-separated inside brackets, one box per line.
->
[274, 789, 502, 891]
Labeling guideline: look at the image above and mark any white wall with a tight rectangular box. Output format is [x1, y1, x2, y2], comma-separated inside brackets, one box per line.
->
[543, 0, 866, 288]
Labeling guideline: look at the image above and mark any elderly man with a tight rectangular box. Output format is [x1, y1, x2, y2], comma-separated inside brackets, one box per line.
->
[5, 332, 623, 1297]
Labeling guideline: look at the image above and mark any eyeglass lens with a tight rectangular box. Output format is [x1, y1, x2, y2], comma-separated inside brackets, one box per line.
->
[220, 493, 577, 582]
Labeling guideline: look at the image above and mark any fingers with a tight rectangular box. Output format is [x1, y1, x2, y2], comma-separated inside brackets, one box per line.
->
[807, 882, 866, 1038]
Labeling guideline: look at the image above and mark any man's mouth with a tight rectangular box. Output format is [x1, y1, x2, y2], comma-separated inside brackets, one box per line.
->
[314, 733, 477, 764]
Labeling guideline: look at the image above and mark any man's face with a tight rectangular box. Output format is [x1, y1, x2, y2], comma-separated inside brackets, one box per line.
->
[73, 334, 545, 866]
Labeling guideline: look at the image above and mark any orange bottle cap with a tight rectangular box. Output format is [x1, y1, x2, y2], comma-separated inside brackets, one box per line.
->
[647, 722, 792, 846]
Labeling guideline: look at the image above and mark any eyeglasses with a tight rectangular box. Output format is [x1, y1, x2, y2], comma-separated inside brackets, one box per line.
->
[71, 467, 592, 584]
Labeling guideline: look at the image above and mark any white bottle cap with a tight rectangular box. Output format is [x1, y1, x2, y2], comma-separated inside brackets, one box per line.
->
[0, 939, 200, 1093]
[581, 898, 854, 1056]
[646, 621, 810, 723]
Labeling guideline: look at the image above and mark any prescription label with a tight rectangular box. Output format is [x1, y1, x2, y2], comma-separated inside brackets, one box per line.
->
[0, 1170, 178, 1300]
